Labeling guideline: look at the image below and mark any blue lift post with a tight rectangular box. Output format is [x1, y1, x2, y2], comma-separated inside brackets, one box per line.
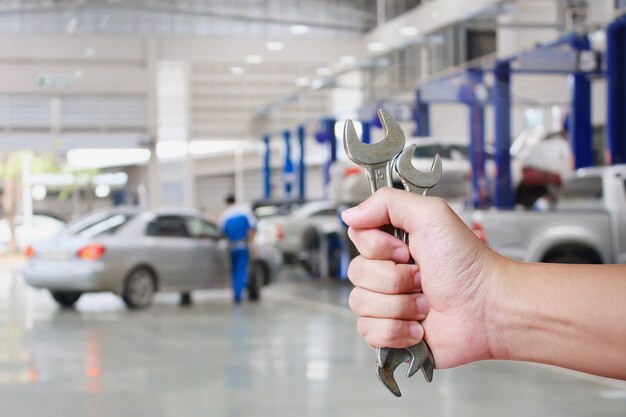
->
[607, 16, 626, 165]
[569, 35, 593, 169]
[413, 88, 431, 137]
[493, 60, 514, 208]
[321, 117, 337, 190]
[261, 134, 271, 199]
[296, 125, 306, 200]
[282, 130, 294, 198]
[361, 121, 371, 144]
[465, 68, 488, 209]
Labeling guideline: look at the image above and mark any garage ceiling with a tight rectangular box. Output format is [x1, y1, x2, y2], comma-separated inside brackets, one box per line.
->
[0, 0, 421, 37]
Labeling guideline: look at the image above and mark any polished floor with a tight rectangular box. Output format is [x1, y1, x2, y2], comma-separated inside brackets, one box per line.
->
[1, 263, 625, 417]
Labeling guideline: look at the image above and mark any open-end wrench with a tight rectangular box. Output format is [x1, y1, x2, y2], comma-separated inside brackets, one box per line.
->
[375, 143, 442, 397]
[344, 110, 431, 397]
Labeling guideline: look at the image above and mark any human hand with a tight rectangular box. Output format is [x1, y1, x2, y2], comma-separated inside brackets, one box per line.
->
[341, 188, 505, 369]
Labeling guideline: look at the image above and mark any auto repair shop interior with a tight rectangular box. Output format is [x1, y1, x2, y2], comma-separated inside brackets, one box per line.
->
[1, 1, 626, 416]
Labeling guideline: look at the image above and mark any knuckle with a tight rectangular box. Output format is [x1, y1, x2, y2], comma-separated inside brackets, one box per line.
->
[356, 318, 368, 338]
[347, 256, 364, 284]
[348, 287, 364, 314]
[390, 264, 406, 294]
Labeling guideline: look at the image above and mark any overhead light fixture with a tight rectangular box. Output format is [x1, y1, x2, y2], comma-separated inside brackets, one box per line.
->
[295, 77, 310, 87]
[290, 25, 309, 35]
[230, 66, 245, 75]
[340, 55, 357, 65]
[367, 42, 386, 52]
[266, 41, 284, 51]
[245, 55, 263, 64]
[310, 79, 324, 89]
[399, 26, 419, 36]
[316, 67, 332, 76]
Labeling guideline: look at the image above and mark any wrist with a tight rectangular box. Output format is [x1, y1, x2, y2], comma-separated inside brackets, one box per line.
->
[482, 253, 523, 362]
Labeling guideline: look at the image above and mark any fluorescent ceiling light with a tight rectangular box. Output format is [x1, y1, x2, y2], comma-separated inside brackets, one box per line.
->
[295, 77, 310, 87]
[95, 184, 111, 198]
[157, 141, 188, 160]
[290, 25, 309, 35]
[316, 67, 332, 76]
[189, 140, 252, 156]
[67, 149, 151, 169]
[399, 26, 419, 36]
[230, 66, 245, 75]
[340, 55, 357, 65]
[266, 41, 284, 51]
[367, 42, 386, 52]
[310, 79, 324, 89]
[245, 55, 263, 64]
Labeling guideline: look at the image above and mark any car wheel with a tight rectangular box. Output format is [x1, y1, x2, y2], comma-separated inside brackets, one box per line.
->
[50, 290, 82, 308]
[247, 267, 261, 302]
[180, 292, 192, 306]
[123, 267, 156, 309]
[252, 261, 270, 286]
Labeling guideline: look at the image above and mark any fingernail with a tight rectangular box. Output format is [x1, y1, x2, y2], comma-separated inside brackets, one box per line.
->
[416, 294, 429, 315]
[392, 247, 408, 262]
[409, 322, 421, 340]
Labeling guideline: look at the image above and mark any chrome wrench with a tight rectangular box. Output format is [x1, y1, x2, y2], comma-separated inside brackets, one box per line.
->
[375, 144, 442, 397]
[343, 110, 431, 397]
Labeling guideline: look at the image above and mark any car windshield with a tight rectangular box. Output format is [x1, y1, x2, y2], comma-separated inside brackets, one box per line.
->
[64, 212, 134, 238]
[413, 144, 468, 160]
[561, 177, 603, 201]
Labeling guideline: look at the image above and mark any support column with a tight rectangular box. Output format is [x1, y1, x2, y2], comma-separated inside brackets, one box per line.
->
[493, 61, 514, 208]
[466, 69, 488, 209]
[413, 89, 431, 137]
[569, 35, 593, 169]
[607, 16, 626, 165]
[282, 130, 294, 199]
[262, 135, 271, 199]
[321, 118, 337, 191]
[297, 125, 306, 200]
[144, 39, 161, 209]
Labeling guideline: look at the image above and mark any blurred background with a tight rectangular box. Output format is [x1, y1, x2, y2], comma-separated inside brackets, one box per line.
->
[1, 1, 626, 416]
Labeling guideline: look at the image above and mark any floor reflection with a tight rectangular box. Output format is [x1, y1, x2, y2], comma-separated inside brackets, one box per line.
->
[0, 264, 624, 417]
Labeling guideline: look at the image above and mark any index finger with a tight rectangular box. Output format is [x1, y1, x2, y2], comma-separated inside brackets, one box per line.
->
[341, 187, 448, 234]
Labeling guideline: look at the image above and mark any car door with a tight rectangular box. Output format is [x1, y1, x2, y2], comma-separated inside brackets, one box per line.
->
[145, 215, 197, 290]
[183, 216, 230, 289]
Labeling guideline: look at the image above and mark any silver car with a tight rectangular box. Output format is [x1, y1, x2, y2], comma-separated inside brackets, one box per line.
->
[23, 207, 260, 309]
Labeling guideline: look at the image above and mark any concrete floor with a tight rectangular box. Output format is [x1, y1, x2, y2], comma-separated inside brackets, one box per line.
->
[1, 264, 625, 417]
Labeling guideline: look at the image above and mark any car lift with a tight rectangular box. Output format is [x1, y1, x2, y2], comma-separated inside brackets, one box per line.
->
[262, 17, 626, 208]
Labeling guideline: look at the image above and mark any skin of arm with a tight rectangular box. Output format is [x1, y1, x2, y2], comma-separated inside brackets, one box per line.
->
[341, 188, 626, 380]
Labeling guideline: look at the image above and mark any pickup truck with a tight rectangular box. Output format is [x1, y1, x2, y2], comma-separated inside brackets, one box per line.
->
[469, 164, 626, 264]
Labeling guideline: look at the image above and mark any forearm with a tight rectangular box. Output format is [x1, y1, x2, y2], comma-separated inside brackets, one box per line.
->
[490, 259, 626, 379]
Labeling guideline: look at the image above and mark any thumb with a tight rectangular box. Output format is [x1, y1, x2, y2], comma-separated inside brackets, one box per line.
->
[341, 187, 444, 234]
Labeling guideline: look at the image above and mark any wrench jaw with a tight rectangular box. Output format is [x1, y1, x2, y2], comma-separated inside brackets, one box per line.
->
[396, 144, 443, 194]
[376, 348, 414, 398]
[343, 111, 405, 166]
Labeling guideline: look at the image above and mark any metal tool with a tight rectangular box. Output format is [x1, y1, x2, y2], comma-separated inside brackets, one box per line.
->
[373, 143, 442, 397]
[343, 110, 437, 398]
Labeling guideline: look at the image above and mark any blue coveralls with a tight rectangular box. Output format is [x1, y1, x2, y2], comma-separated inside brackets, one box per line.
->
[219, 206, 255, 303]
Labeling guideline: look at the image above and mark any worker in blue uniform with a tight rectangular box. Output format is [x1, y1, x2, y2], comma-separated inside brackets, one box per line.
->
[218, 194, 256, 303]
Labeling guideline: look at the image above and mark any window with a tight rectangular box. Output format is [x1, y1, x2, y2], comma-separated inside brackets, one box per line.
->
[561, 177, 603, 201]
[184, 217, 221, 239]
[413, 144, 469, 160]
[311, 208, 337, 217]
[146, 216, 189, 238]
[69, 214, 133, 238]
[466, 29, 496, 62]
